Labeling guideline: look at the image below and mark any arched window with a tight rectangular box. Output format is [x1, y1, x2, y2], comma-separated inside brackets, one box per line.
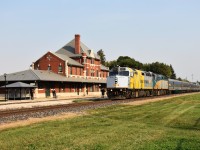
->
[58, 64, 62, 73]
[48, 64, 51, 71]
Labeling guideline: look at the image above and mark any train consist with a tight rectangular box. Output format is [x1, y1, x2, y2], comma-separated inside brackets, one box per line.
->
[106, 67, 200, 99]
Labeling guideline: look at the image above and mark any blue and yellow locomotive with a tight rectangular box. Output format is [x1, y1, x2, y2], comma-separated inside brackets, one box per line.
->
[106, 66, 200, 99]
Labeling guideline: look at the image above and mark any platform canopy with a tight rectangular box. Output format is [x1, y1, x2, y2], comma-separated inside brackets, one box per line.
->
[0, 69, 106, 83]
[1, 82, 36, 100]
[1, 82, 37, 88]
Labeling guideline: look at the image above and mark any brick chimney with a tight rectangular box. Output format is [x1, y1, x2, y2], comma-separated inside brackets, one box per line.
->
[75, 34, 80, 54]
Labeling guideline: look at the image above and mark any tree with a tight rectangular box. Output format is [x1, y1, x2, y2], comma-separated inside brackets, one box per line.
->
[97, 49, 106, 66]
[117, 56, 134, 68]
[170, 64, 176, 79]
[116, 56, 143, 69]
[145, 62, 172, 78]
[105, 55, 178, 79]
[177, 77, 182, 81]
[105, 60, 117, 69]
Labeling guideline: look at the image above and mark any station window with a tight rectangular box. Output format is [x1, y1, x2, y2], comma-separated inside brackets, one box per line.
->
[59, 83, 65, 92]
[58, 64, 62, 73]
[91, 69, 95, 76]
[91, 58, 94, 64]
[96, 70, 99, 77]
[70, 66, 73, 75]
[80, 68, 82, 75]
[37, 64, 40, 70]
[89, 85, 94, 92]
[86, 69, 89, 76]
[75, 67, 77, 75]
[38, 82, 44, 89]
[47, 65, 51, 71]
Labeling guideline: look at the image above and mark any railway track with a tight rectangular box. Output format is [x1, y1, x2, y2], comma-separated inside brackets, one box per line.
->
[0, 99, 129, 123]
[0, 93, 193, 124]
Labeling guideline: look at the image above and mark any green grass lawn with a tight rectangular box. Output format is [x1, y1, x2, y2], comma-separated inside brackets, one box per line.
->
[0, 94, 200, 150]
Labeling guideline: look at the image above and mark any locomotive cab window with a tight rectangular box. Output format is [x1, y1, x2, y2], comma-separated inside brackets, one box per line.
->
[119, 71, 129, 76]
[109, 71, 129, 76]
[109, 71, 118, 76]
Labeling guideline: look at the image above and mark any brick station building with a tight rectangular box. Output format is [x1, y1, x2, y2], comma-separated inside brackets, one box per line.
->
[0, 34, 109, 99]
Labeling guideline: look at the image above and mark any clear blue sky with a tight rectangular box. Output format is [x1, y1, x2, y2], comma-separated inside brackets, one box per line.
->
[0, 0, 200, 81]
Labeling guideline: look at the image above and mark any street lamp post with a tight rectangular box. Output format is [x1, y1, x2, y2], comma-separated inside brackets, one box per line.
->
[4, 73, 7, 101]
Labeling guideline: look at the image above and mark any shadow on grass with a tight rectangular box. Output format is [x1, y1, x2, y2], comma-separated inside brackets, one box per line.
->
[73, 98, 108, 103]
[169, 117, 200, 131]
[194, 117, 200, 128]
[175, 139, 185, 150]
[169, 125, 200, 131]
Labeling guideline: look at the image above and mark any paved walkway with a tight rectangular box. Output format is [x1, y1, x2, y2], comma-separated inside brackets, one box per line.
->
[0, 95, 106, 111]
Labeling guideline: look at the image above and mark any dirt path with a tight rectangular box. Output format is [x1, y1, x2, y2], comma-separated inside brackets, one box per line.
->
[0, 92, 199, 131]
[0, 112, 85, 131]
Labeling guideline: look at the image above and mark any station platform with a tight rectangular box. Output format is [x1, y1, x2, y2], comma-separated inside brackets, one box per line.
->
[0, 95, 107, 111]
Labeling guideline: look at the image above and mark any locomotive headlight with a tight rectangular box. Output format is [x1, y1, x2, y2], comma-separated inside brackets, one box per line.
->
[120, 89, 122, 91]
[111, 89, 112, 91]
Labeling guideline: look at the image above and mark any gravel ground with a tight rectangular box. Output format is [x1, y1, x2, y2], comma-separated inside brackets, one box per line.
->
[0, 99, 131, 124]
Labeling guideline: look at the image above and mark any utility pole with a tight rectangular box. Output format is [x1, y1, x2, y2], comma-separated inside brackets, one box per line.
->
[4, 73, 7, 101]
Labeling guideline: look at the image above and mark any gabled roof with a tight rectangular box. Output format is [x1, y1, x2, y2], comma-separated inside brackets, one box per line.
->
[53, 52, 83, 67]
[34, 51, 83, 67]
[1, 82, 36, 88]
[0, 70, 106, 83]
[56, 39, 100, 60]
[0, 70, 71, 82]
[0, 70, 39, 81]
